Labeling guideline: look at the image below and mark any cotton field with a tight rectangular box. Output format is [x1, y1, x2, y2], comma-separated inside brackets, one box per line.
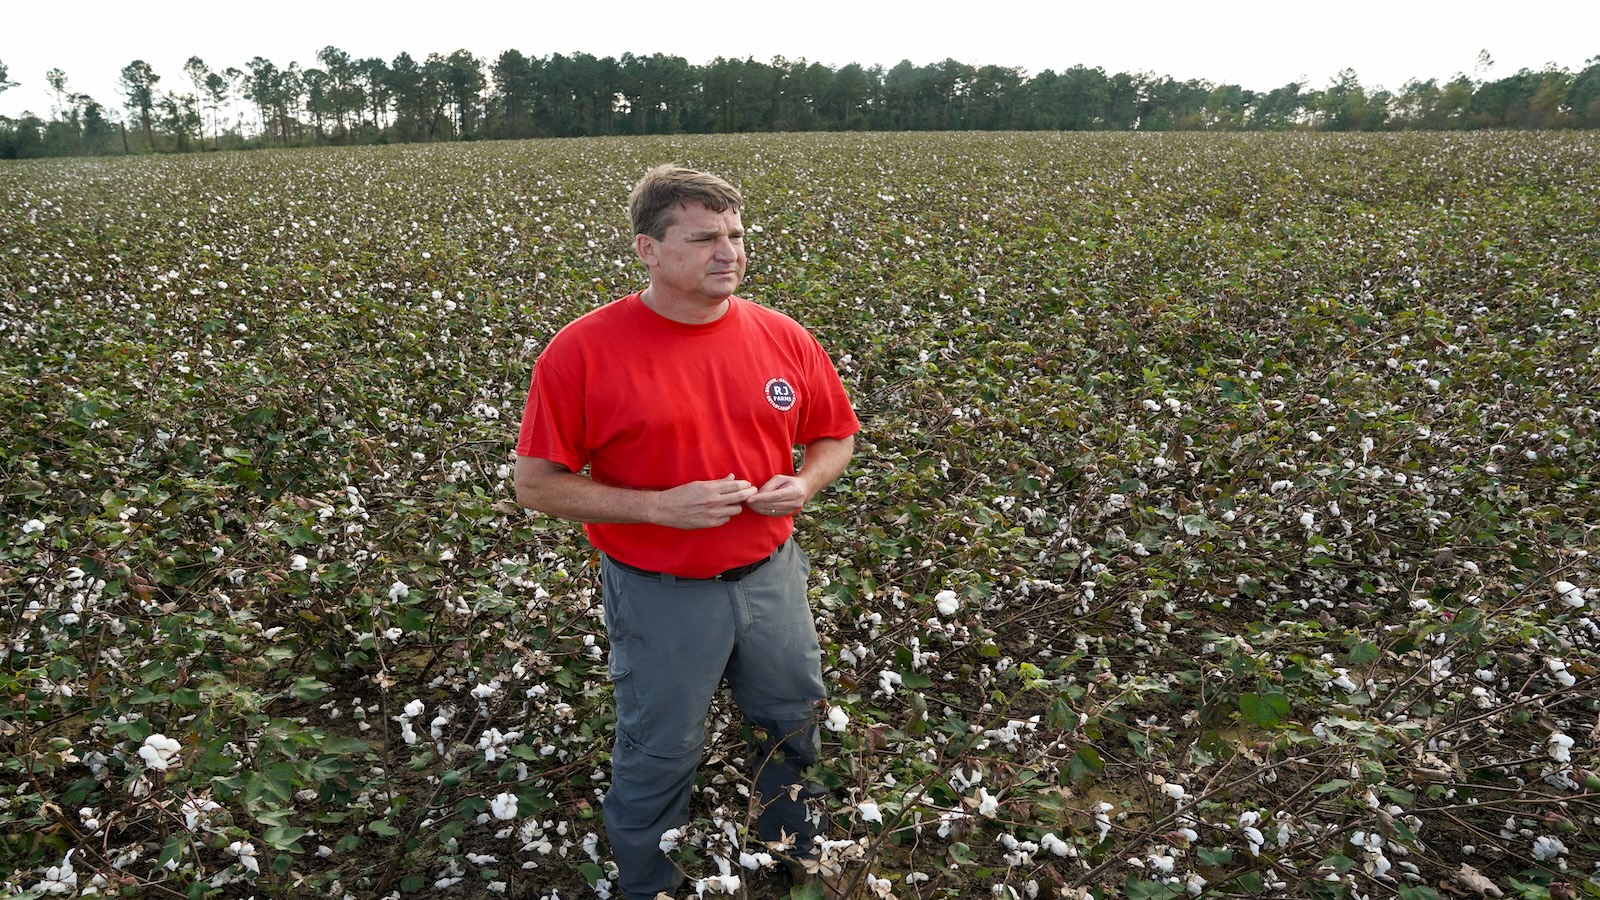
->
[2, 132, 1597, 899]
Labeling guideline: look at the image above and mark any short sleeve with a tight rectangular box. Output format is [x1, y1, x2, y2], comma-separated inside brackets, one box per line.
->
[794, 332, 860, 445]
[516, 336, 589, 472]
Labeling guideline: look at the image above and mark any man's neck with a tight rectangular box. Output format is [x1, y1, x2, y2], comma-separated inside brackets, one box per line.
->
[639, 287, 731, 325]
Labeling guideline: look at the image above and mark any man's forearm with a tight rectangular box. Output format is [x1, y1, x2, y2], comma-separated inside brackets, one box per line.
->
[515, 458, 656, 524]
[515, 456, 760, 529]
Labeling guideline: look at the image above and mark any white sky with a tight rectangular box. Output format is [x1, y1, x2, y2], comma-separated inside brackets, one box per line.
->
[2, 0, 1595, 120]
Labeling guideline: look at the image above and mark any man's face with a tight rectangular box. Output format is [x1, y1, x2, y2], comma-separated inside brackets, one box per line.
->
[639, 201, 746, 306]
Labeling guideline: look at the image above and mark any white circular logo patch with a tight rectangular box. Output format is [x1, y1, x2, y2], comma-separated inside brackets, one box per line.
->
[765, 377, 797, 411]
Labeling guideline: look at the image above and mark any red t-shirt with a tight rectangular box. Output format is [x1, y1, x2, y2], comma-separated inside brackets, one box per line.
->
[517, 293, 859, 578]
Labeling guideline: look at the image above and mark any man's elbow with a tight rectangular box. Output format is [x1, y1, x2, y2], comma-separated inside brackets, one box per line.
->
[513, 457, 562, 513]
[514, 480, 542, 512]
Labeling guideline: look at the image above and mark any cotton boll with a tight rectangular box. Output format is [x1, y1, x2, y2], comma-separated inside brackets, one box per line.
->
[227, 841, 260, 874]
[976, 787, 1001, 817]
[490, 792, 519, 821]
[1093, 802, 1114, 842]
[857, 801, 883, 824]
[934, 590, 960, 616]
[138, 734, 183, 771]
[876, 669, 902, 695]
[739, 851, 772, 870]
[824, 707, 849, 732]
[1554, 580, 1585, 608]
[31, 851, 77, 896]
[1532, 835, 1566, 861]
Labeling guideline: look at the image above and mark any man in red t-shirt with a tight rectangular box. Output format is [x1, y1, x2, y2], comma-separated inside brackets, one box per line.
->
[515, 166, 858, 899]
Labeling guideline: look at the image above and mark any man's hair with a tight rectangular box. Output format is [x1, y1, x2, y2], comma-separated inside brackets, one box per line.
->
[628, 165, 743, 240]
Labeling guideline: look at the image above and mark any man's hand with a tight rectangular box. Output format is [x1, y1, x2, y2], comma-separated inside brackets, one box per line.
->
[517, 440, 850, 529]
[746, 435, 855, 518]
[652, 474, 757, 529]
[746, 474, 809, 518]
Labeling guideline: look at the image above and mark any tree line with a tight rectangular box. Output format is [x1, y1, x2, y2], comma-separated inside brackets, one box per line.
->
[2, 49, 1598, 158]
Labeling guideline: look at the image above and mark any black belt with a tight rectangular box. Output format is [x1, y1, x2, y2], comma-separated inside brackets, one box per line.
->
[607, 549, 777, 582]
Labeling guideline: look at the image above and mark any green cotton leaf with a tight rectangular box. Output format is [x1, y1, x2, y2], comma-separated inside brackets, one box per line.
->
[580, 862, 606, 886]
[264, 825, 309, 851]
[234, 406, 278, 428]
[1239, 691, 1290, 727]
[253, 806, 296, 828]
[1319, 853, 1354, 874]
[1046, 697, 1075, 730]
[1197, 846, 1233, 866]
[367, 819, 400, 837]
[1449, 606, 1482, 636]
[170, 687, 202, 708]
[139, 661, 177, 684]
[305, 756, 349, 782]
[1380, 785, 1416, 806]
[157, 835, 185, 869]
[791, 883, 827, 900]
[67, 399, 109, 428]
[316, 735, 368, 755]
[245, 770, 295, 810]
[1124, 875, 1185, 899]
[1065, 745, 1104, 787]
[1344, 640, 1380, 666]
[289, 676, 332, 701]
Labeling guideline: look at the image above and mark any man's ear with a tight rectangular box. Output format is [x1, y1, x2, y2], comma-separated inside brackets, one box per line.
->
[634, 233, 656, 266]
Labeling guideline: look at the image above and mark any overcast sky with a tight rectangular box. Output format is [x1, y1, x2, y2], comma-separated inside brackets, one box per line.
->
[2, 0, 1595, 119]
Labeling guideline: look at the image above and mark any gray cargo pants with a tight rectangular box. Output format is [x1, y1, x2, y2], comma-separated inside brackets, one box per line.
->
[599, 539, 827, 900]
